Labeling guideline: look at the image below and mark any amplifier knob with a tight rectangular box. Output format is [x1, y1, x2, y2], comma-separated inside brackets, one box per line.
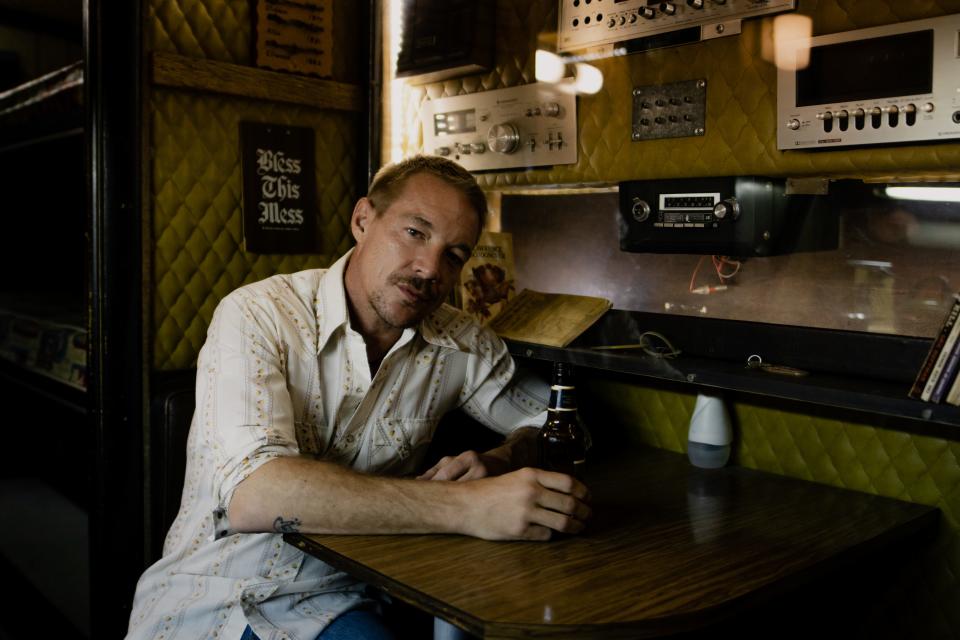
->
[631, 198, 651, 222]
[435, 146, 451, 157]
[786, 118, 800, 130]
[487, 123, 521, 154]
[687, 0, 704, 8]
[922, 102, 935, 113]
[639, 6, 656, 18]
[542, 102, 561, 117]
[469, 142, 487, 154]
[661, 2, 677, 15]
[713, 198, 740, 222]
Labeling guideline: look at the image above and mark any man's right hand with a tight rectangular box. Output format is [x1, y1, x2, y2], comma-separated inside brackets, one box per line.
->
[459, 467, 592, 541]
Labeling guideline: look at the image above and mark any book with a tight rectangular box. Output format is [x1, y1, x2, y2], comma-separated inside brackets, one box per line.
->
[947, 357, 960, 406]
[487, 288, 612, 348]
[923, 295, 960, 401]
[460, 231, 516, 325]
[931, 334, 960, 403]
[909, 294, 960, 400]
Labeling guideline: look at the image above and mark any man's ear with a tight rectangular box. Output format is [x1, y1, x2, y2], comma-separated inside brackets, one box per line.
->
[351, 197, 374, 242]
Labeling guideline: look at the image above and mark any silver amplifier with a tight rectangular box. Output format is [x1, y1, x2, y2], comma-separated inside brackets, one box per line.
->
[420, 80, 577, 172]
[777, 13, 960, 150]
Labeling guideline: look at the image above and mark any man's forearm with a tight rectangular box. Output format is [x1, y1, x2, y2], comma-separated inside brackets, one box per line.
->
[229, 456, 467, 535]
[228, 449, 592, 541]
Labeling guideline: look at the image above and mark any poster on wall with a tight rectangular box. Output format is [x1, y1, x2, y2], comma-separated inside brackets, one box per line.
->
[254, 0, 332, 78]
[240, 122, 318, 254]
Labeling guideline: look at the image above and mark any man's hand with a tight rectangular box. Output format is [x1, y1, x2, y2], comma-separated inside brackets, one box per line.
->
[419, 426, 540, 481]
[459, 467, 592, 541]
[418, 450, 509, 481]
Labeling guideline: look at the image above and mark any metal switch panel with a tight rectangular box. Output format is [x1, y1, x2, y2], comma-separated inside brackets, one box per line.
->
[420, 79, 578, 172]
[558, 0, 796, 53]
[632, 79, 706, 142]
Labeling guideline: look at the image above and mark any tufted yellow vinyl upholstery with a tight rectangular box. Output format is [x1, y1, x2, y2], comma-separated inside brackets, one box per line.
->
[147, 0, 362, 369]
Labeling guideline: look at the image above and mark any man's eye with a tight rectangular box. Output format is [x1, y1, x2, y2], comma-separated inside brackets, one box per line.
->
[406, 227, 425, 239]
[448, 252, 467, 266]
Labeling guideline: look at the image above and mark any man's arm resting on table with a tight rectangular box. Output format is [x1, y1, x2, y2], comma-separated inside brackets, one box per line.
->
[228, 452, 590, 541]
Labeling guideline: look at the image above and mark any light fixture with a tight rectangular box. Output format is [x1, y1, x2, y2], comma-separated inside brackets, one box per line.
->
[884, 186, 960, 203]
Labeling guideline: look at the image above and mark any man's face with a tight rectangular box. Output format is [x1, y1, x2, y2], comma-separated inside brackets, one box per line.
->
[347, 172, 480, 332]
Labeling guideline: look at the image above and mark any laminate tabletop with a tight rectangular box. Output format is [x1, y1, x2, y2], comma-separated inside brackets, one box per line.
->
[285, 446, 938, 639]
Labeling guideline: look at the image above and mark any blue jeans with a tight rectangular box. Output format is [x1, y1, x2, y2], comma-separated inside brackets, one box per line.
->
[241, 609, 396, 640]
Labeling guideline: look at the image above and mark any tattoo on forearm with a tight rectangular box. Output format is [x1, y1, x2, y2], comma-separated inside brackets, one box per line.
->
[273, 516, 302, 533]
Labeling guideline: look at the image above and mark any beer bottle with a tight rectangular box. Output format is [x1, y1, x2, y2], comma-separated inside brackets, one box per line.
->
[537, 362, 587, 478]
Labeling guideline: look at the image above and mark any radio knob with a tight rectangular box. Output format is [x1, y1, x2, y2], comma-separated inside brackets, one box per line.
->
[608, 17, 616, 27]
[435, 146, 451, 157]
[469, 142, 487, 154]
[661, 2, 677, 15]
[902, 104, 916, 114]
[631, 198, 651, 223]
[542, 102, 561, 117]
[922, 102, 935, 113]
[713, 198, 740, 222]
[786, 118, 800, 130]
[639, 6, 656, 18]
[687, 0, 704, 8]
[852, 108, 865, 117]
[487, 123, 521, 154]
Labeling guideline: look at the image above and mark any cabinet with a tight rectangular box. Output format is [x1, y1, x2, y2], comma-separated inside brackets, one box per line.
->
[0, 61, 91, 637]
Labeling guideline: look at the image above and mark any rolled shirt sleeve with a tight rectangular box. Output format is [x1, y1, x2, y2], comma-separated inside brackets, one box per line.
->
[196, 292, 301, 517]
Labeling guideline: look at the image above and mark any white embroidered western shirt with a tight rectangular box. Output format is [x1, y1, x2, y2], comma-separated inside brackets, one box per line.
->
[126, 250, 548, 640]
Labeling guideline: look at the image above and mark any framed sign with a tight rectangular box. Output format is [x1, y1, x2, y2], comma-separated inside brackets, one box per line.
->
[240, 122, 318, 254]
[254, 0, 332, 78]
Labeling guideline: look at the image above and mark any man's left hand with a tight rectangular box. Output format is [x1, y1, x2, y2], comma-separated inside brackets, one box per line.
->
[418, 450, 510, 481]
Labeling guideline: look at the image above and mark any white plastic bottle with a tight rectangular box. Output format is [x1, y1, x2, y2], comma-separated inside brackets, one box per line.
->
[687, 393, 733, 469]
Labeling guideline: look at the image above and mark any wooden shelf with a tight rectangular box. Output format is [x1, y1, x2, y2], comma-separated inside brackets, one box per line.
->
[505, 309, 960, 438]
[151, 51, 364, 112]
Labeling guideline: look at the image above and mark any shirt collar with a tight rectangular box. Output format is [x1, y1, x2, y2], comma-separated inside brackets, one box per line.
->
[315, 248, 420, 355]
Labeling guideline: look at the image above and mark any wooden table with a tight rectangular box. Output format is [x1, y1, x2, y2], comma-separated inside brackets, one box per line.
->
[285, 447, 938, 639]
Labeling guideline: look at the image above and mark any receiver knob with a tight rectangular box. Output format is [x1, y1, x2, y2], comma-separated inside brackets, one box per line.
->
[487, 123, 521, 154]
[661, 2, 677, 15]
[542, 102, 561, 117]
[712, 198, 740, 222]
[631, 198, 651, 222]
[639, 6, 656, 18]
[435, 146, 451, 157]
[687, 0, 704, 8]
[786, 119, 800, 130]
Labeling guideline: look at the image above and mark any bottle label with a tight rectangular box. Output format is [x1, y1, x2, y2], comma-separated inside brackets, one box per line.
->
[549, 385, 577, 411]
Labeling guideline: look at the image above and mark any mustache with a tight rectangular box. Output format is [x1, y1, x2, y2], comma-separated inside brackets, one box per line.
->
[391, 274, 439, 300]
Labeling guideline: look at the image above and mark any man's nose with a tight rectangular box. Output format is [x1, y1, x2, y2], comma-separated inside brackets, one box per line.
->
[413, 246, 444, 281]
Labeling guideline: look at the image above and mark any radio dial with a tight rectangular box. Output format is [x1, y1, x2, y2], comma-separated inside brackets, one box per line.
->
[487, 122, 521, 154]
[712, 198, 740, 222]
[631, 198, 651, 222]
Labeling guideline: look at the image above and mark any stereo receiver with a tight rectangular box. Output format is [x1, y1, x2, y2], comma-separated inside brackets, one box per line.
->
[777, 13, 960, 150]
[618, 176, 837, 256]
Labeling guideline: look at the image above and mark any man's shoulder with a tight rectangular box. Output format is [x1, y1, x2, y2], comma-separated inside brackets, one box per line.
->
[221, 268, 328, 316]
[421, 303, 506, 356]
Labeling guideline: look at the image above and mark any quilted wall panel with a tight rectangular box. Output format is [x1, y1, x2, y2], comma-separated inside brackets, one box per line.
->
[151, 91, 358, 369]
[147, 0, 364, 369]
[401, 0, 960, 186]
[583, 378, 960, 638]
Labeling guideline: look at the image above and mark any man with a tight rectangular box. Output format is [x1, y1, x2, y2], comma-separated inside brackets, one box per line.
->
[127, 155, 591, 640]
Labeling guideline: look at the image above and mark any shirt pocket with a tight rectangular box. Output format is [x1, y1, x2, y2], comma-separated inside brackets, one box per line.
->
[369, 416, 437, 472]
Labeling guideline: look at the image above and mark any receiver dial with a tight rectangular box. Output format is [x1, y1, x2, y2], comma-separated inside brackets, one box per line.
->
[713, 198, 740, 221]
[487, 122, 521, 154]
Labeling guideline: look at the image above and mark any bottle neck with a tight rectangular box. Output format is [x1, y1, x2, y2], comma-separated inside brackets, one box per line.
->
[548, 384, 577, 412]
